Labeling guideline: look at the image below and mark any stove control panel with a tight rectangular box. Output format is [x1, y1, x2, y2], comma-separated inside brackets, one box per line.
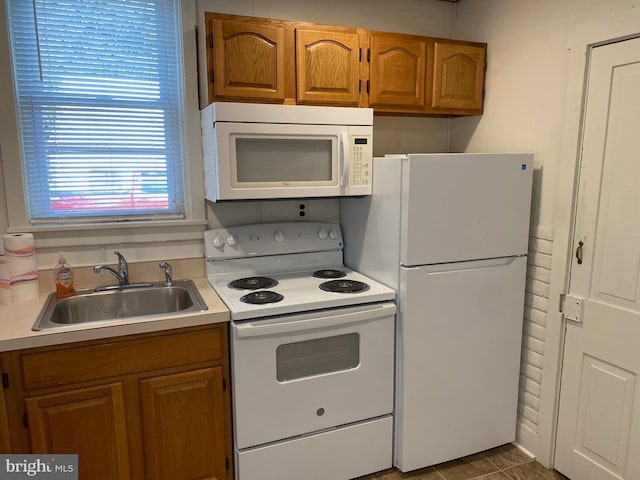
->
[205, 222, 343, 260]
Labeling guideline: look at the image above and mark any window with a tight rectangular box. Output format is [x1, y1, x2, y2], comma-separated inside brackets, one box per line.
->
[6, 0, 186, 223]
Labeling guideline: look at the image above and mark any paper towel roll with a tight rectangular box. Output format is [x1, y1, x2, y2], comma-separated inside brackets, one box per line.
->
[3, 233, 39, 303]
[0, 239, 11, 305]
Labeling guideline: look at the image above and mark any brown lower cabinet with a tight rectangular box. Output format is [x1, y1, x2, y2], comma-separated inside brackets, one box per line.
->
[1, 324, 232, 480]
[0, 357, 12, 453]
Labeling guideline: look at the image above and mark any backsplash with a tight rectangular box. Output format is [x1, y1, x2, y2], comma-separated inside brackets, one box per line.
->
[37, 257, 205, 293]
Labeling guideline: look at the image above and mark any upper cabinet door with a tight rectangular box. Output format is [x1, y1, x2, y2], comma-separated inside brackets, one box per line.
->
[432, 41, 486, 111]
[211, 17, 287, 102]
[295, 27, 363, 106]
[368, 32, 427, 109]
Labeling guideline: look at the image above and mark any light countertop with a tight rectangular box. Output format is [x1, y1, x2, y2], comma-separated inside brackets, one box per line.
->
[0, 278, 230, 352]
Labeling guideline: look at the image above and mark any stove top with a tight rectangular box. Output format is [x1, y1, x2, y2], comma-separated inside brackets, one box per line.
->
[208, 265, 394, 320]
[205, 222, 396, 320]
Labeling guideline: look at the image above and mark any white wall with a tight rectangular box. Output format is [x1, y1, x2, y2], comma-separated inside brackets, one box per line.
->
[0, 153, 8, 236]
[196, 0, 454, 36]
[452, 0, 640, 466]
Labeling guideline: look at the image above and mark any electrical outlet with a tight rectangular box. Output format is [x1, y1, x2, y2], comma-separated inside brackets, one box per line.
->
[298, 201, 308, 220]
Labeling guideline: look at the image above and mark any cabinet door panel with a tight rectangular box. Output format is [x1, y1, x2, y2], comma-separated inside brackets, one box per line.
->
[369, 32, 427, 108]
[25, 383, 131, 480]
[432, 41, 486, 110]
[0, 358, 11, 452]
[296, 28, 361, 105]
[140, 367, 227, 480]
[213, 19, 286, 101]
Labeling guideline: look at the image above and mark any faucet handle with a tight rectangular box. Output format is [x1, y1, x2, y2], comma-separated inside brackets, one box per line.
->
[159, 262, 174, 286]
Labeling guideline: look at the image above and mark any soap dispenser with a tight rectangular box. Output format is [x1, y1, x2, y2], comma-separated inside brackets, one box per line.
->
[54, 252, 75, 298]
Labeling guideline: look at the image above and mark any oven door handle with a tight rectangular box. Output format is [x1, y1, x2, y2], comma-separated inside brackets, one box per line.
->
[234, 303, 396, 338]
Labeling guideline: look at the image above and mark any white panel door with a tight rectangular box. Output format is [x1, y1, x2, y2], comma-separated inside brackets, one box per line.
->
[555, 38, 640, 480]
[395, 256, 526, 471]
[400, 153, 533, 266]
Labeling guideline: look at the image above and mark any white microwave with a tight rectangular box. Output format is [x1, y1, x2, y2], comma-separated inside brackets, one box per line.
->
[200, 102, 373, 201]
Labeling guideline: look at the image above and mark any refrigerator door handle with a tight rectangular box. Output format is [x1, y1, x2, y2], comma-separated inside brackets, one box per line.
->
[417, 256, 524, 274]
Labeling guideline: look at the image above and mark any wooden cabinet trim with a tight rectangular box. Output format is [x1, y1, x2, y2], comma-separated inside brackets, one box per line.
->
[0, 357, 12, 452]
[20, 326, 224, 391]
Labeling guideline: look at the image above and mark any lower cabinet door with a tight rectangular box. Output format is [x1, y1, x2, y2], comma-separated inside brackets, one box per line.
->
[25, 382, 131, 480]
[0, 357, 12, 453]
[139, 367, 228, 480]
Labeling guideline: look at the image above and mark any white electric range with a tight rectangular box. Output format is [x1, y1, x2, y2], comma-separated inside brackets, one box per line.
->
[205, 222, 396, 480]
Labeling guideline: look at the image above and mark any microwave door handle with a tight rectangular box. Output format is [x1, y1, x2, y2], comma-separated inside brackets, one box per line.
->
[339, 131, 349, 193]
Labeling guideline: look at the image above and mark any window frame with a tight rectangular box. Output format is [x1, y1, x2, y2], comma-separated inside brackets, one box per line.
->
[0, 0, 205, 241]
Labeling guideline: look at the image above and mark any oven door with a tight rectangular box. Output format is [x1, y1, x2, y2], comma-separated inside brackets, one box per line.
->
[231, 302, 395, 449]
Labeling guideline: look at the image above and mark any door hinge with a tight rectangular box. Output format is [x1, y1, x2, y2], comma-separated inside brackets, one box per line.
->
[359, 48, 362, 62]
[367, 48, 371, 62]
[359, 79, 362, 93]
[210, 69, 215, 84]
[366, 80, 370, 94]
[560, 293, 584, 323]
[225, 457, 230, 470]
[2, 373, 8, 389]
[23, 412, 28, 428]
[222, 377, 227, 391]
[208, 33, 214, 49]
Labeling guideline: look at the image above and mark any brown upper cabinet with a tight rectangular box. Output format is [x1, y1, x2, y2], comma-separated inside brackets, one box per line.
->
[204, 12, 486, 115]
[207, 16, 290, 102]
[295, 26, 366, 106]
[368, 31, 428, 110]
[431, 40, 486, 111]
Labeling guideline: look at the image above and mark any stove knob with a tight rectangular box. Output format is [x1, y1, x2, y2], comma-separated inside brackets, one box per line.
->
[318, 228, 328, 240]
[274, 230, 285, 243]
[212, 234, 224, 248]
[329, 229, 339, 240]
[226, 234, 238, 247]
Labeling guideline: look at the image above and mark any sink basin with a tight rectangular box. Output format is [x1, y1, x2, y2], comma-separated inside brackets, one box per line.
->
[33, 280, 208, 330]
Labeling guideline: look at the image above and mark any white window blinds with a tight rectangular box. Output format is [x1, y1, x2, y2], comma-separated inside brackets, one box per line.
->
[7, 0, 186, 223]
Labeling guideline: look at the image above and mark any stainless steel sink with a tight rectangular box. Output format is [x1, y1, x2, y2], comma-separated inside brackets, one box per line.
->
[33, 280, 208, 330]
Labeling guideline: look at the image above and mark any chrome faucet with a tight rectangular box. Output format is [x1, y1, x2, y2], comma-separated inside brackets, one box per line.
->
[94, 250, 130, 286]
[159, 262, 174, 286]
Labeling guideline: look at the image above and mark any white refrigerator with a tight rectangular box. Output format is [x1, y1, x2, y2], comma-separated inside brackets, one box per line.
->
[341, 153, 533, 472]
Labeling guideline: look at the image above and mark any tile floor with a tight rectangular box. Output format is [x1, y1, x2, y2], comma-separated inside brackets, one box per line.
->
[356, 444, 569, 480]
